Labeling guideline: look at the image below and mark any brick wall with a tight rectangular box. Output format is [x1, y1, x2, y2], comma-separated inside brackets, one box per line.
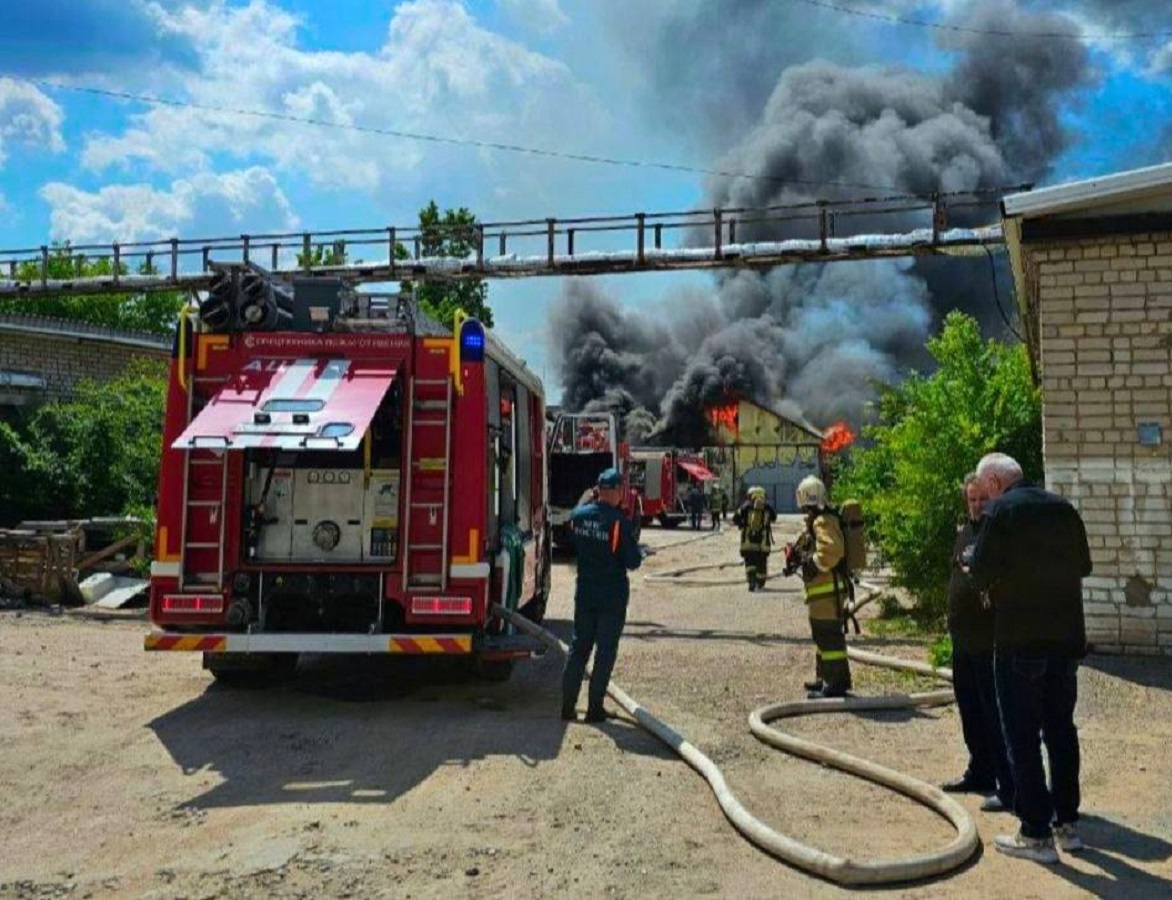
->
[0, 320, 169, 402]
[1031, 231, 1172, 656]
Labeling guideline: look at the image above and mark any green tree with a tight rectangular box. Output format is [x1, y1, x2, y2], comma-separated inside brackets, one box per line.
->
[296, 241, 348, 268]
[0, 359, 167, 525]
[832, 312, 1042, 623]
[406, 201, 493, 328]
[0, 245, 186, 334]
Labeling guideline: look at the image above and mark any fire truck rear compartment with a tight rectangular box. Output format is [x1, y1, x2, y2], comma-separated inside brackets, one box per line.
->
[257, 571, 385, 634]
[550, 451, 612, 509]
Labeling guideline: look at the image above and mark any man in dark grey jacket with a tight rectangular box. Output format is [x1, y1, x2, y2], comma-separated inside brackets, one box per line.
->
[970, 452, 1093, 864]
[943, 473, 1014, 814]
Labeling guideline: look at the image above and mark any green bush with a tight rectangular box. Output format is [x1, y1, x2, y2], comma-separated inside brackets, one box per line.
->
[928, 633, 954, 669]
[833, 312, 1042, 624]
[0, 359, 167, 525]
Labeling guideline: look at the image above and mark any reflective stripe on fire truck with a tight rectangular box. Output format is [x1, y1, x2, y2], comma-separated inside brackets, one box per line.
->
[450, 562, 490, 579]
[389, 636, 472, 654]
[143, 632, 473, 654]
[145, 634, 227, 652]
[150, 561, 181, 577]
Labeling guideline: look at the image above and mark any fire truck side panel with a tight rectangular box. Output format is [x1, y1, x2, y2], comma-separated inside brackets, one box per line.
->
[150, 324, 225, 624]
[442, 350, 489, 618]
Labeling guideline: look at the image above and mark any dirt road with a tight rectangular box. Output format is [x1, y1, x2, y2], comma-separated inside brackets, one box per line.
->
[2, 520, 1170, 898]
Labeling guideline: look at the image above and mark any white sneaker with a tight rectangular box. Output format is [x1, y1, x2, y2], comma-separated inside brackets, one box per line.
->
[994, 831, 1059, 864]
[980, 794, 1006, 812]
[1054, 823, 1084, 852]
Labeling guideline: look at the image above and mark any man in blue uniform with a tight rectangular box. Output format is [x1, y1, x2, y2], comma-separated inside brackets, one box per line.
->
[561, 468, 643, 723]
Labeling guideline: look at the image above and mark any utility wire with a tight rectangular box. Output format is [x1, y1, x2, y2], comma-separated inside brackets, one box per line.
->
[787, 0, 1172, 41]
[15, 75, 994, 199]
[984, 244, 1023, 343]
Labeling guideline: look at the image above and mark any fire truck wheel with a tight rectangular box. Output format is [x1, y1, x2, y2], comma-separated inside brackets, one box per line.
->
[205, 653, 299, 688]
[658, 514, 683, 529]
[475, 658, 515, 683]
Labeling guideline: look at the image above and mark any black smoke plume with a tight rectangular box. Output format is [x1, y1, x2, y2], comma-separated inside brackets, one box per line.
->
[551, 1, 1093, 442]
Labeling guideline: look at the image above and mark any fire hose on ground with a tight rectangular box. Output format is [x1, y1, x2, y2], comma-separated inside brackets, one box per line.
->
[491, 572, 979, 886]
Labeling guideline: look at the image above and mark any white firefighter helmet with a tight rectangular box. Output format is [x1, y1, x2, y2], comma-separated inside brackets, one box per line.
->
[796, 475, 828, 510]
[747, 485, 766, 500]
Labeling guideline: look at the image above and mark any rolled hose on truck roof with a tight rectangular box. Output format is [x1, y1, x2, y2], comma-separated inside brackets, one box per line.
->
[490, 578, 978, 887]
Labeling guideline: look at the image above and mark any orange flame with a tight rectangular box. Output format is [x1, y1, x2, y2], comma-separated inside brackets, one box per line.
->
[706, 403, 739, 439]
[820, 420, 856, 453]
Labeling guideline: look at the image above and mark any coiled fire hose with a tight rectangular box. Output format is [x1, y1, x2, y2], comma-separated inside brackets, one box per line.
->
[491, 574, 978, 886]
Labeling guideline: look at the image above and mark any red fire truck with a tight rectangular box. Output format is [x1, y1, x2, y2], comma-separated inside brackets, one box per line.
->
[146, 270, 551, 684]
[627, 448, 717, 527]
[546, 412, 641, 547]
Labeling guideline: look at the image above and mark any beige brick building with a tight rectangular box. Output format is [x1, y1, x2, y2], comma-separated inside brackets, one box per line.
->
[1003, 165, 1172, 656]
[0, 314, 170, 407]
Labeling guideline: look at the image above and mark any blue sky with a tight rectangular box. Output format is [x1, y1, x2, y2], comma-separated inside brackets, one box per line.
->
[1, 0, 1170, 399]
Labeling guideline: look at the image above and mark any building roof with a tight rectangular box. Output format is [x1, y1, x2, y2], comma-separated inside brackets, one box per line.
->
[0, 314, 171, 352]
[722, 397, 825, 443]
[1002, 162, 1172, 221]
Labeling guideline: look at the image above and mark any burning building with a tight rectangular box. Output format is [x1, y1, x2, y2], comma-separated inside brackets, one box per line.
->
[705, 398, 832, 514]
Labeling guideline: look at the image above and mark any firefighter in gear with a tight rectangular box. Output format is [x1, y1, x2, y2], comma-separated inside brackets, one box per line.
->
[734, 486, 776, 591]
[561, 468, 643, 723]
[790, 475, 853, 699]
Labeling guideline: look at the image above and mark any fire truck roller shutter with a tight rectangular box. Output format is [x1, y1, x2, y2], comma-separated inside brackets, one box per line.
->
[173, 357, 400, 452]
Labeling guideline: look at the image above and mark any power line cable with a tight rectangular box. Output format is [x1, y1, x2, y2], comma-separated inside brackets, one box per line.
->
[786, 0, 1172, 41]
[15, 75, 994, 198]
[984, 244, 1023, 343]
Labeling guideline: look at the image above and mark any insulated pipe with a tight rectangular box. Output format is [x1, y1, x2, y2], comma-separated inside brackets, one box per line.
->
[491, 576, 979, 886]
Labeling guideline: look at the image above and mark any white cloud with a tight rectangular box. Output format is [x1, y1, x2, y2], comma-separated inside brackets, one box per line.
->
[0, 78, 65, 167]
[1149, 41, 1172, 75]
[81, 0, 601, 193]
[39, 166, 299, 243]
[500, 0, 570, 34]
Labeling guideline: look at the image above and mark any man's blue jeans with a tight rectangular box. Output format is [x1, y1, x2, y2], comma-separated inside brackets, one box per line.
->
[994, 651, 1081, 839]
[561, 597, 627, 713]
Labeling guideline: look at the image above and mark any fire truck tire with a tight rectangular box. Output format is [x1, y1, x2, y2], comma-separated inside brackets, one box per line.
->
[658, 514, 683, 529]
[205, 652, 299, 688]
[475, 658, 515, 682]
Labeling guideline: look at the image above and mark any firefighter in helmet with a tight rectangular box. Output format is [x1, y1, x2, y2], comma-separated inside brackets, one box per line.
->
[788, 475, 852, 699]
[733, 486, 776, 591]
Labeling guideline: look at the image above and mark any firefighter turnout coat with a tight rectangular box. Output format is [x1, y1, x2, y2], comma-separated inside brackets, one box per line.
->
[802, 510, 847, 620]
[801, 508, 852, 694]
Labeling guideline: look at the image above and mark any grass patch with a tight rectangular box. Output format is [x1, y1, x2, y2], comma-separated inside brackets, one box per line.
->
[862, 592, 950, 668]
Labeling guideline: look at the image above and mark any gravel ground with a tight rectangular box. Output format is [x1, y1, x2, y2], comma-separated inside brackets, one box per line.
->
[1, 517, 1170, 898]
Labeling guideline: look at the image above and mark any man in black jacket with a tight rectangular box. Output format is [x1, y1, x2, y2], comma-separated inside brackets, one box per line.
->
[970, 452, 1093, 864]
[942, 473, 1015, 815]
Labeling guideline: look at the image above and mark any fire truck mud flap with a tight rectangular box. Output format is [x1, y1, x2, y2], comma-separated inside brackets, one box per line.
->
[477, 633, 548, 661]
[144, 632, 474, 654]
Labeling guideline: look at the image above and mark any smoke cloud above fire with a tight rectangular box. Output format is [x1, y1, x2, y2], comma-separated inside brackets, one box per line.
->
[550, 0, 1095, 441]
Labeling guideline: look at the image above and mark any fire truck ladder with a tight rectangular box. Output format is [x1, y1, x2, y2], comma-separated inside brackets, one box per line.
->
[401, 376, 454, 593]
[178, 366, 231, 592]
